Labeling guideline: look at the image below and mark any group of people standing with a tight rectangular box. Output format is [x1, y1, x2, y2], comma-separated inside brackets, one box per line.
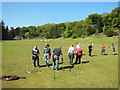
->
[101, 43, 116, 55]
[32, 42, 116, 70]
[32, 43, 62, 70]
[68, 43, 83, 65]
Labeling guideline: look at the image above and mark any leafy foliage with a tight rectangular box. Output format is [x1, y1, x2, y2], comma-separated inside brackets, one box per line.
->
[1, 7, 120, 40]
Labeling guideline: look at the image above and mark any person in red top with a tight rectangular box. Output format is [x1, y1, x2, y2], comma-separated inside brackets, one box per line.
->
[101, 44, 105, 55]
[74, 47, 83, 64]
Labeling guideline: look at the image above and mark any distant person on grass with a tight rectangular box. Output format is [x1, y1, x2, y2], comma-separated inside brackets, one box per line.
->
[68, 45, 75, 65]
[76, 42, 80, 50]
[111, 43, 116, 55]
[32, 46, 40, 67]
[43, 43, 51, 67]
[101, 44, 106, 55]
[88, 44, 93, 56]
[74, 47, 83, 64]
[52, 47, 62, 70]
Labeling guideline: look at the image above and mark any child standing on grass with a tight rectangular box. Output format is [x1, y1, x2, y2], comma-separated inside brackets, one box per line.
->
[101, 44, 106, 55]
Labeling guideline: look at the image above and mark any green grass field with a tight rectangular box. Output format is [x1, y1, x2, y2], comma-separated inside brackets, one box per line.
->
[1, 37, 118, 88]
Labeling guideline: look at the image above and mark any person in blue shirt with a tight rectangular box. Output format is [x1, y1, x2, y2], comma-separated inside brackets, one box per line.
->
[43, 43, 51, 67]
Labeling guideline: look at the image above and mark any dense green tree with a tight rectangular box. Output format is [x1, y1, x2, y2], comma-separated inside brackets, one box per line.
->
[103, 7, 120, 36]
[1, 7, 120, 39]
[1, 20, 10, 40]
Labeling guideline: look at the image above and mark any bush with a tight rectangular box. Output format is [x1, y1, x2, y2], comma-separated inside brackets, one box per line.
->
[72, 34, 78, 39]
[14, 36, 23, 40]
[104, 30, 118, 37]
[81, 34, 85, 38]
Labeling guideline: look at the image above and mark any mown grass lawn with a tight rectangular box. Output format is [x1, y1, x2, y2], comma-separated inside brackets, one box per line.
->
[2, 37, 118, 88]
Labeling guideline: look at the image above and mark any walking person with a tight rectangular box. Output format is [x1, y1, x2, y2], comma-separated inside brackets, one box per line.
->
[32, 46, 40, 67]
[111, 43, 116, 55]
[101, 44, 106, 55]
[88, 44, 93, 56]
[52, 47, 62, 70]
[68, 45, 75, 65]
[43, 43, 51, 67]
[75, 47, 83, 64]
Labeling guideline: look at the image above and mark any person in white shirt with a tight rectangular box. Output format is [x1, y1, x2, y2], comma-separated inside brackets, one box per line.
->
[76, 42, 80, 50]
[32, 46, 40, 67]
[68, 45, 75, 65]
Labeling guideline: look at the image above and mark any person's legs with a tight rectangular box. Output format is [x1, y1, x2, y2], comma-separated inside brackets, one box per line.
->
[45, 54, 49, 67]
[61, 58, 63, 63]
[33, 56, 36, 67]
[113, 48, 115, 55]
[56, 56, 59, 70]
[79, 55, 82, 64]
[112, 48, 115, 55]
[78, 55, 81, 64]
[44, 54, 47, 65]
[46, 55, 49, 67]
[68, 55, 71, 64]
[70, 55, 72, 65]
[89, 50, 90, 56]
[52, 60, 55, 70]
[75, 55, 78, 64]
[112, 49, 114, 55]
[71, 54, 74, 65]
[89, 49, 92, 56]
[34, 60, 36, 67]
[103, 49, 105, 55]
[37, 57, 40, 67]
[101, 49, 103, 55]
[56, 59, 59, 70]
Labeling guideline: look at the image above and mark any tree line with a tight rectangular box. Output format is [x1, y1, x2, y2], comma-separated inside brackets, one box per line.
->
[1, 7, 120, 40]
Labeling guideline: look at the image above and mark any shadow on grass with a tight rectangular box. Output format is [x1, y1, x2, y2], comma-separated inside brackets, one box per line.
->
[59, 65, 74, 71]
[104, 54, 108, 55]
[111, 53, 118, 55]
[91, 55, 97, 57]
[40, 62, 63, 68]
[74, 61, 89, 65]
[101, 54, 108, 55]
[82, 61, 90, 64]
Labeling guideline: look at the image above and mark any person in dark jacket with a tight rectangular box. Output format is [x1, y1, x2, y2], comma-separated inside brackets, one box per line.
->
[88, 44, 93, 56]
[52, 47, 62, 70]
[32, 46, 40, 67]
